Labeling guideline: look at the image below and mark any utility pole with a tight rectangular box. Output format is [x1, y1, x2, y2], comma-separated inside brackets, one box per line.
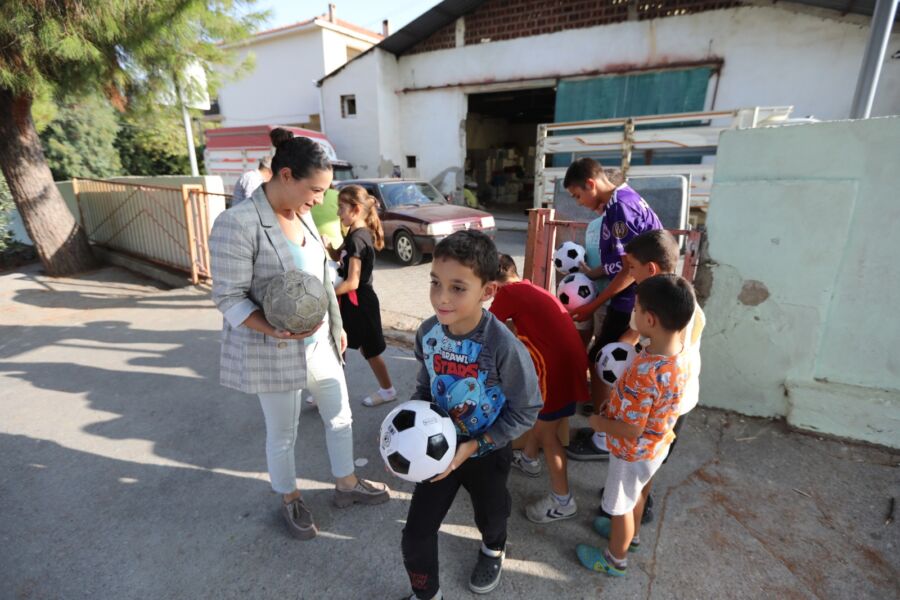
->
[849, 0, 899, 119]
[178, 83, 200, 176]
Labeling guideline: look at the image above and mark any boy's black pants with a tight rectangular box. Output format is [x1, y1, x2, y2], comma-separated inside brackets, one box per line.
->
[402, 444, 513, 599]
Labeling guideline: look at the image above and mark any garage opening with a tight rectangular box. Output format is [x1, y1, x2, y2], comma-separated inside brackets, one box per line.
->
[465, 87, 556, 213]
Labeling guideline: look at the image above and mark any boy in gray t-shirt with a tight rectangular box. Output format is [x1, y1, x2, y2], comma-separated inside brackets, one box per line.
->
[400, 231, 541, 600]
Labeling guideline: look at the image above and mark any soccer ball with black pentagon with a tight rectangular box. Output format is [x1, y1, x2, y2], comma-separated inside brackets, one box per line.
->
[553, 241, 586, 274]
[379, 400, 457, 482]
[556, 273, 597, 311]
[596, 342, 638, 385]
[263, 270, 329, 333]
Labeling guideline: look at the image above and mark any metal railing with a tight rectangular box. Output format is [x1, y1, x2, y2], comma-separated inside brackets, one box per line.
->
[185, 188, 231, 283]
[533, 107, 795, 210]
[523, 208, 702, 292]
[73, 178, 227, 284]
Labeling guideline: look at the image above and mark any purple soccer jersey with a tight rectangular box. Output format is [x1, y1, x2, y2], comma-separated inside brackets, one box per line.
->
[599, 185, 663, 313]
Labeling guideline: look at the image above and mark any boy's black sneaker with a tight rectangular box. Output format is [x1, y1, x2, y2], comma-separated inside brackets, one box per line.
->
[573, 426, 594, 440]
[566, 434, 609, 461]
[469, 548, 504, 594]
[596, 487, 655, 524]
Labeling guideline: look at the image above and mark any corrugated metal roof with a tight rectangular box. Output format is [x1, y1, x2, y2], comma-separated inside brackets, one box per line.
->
[378, 0, 484, 55]
[316, 0, 482, 85]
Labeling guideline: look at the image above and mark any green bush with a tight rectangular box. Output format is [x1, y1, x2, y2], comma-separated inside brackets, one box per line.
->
[40, 95, 123, 181]
[116, 112, 192, 176]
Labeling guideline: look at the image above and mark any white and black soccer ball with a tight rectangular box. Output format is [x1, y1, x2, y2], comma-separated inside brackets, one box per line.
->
[326, 259, 343, 287]
[556, 273, 597, 311]
[263, 270, 329, 333]
[379, 400, 457, 483]
[553, 241, 586, 274]
[596, 342, 638, 386]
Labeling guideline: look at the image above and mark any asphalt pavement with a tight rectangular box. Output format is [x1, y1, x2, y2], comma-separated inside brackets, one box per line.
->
[1, 264, 897, 600]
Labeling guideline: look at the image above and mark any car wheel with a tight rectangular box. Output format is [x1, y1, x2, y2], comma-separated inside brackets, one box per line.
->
[394, 230, 422, 266]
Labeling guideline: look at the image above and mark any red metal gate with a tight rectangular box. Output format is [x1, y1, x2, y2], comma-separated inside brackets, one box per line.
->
[523, 208, 702, 290]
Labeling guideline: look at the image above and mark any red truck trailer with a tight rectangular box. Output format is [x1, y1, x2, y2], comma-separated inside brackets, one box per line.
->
[204, 125, 354, 193]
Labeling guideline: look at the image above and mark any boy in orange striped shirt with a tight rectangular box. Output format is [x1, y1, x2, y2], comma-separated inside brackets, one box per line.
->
[575, 274, 695, 577]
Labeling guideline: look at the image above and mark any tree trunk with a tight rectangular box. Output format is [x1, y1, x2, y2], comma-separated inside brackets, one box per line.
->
[0, 88, 97, 275]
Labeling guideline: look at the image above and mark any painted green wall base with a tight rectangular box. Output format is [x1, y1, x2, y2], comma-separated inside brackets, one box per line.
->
[786, 379, 900, 449]
[702, 117, 900, 448]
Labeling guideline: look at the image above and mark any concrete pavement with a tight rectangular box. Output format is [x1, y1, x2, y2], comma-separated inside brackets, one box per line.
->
[1, 264, 898, 600]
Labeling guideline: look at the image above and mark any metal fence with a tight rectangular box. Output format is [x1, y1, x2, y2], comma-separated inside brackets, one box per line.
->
[523, 208, 702, 291]
[185, 188, 232, 283]
[73, 178, 227, 284]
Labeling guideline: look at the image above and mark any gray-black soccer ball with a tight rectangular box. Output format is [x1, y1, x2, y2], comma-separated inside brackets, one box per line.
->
[263, 270, 329, 333]
[379, 400, 457, 483]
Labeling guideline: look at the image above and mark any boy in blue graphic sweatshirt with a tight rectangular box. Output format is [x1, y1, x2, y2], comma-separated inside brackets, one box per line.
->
[400, 231, 541, 600]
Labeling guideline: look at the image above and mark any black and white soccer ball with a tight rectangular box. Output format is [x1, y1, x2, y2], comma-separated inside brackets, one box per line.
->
[379, 400, 457, 483]
[553, 241, 586, 274]
[263, 270, 329, 333]
[327, 259, 343, 287]
[596, 342, 638, 386]
[556, 273, 597, 311]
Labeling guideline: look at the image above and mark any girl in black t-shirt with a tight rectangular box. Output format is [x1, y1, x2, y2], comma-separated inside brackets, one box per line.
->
[327, 185, 396, 407]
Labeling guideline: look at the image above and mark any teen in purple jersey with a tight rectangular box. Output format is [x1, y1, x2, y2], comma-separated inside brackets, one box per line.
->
[563, 158, 662, 461]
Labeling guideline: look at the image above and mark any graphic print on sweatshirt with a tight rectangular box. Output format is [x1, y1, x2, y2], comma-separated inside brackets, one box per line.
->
[420, 322, 507, 438]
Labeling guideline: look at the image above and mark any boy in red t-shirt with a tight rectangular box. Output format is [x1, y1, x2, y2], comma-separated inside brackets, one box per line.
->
[575, 274, 695, 577]
[490, 255, 589, 523]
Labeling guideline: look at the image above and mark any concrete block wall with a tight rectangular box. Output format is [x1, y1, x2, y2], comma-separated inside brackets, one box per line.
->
[700, 117, 900, 448]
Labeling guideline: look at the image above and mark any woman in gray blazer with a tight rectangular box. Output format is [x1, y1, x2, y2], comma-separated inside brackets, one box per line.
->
[210, 136, 390, 540]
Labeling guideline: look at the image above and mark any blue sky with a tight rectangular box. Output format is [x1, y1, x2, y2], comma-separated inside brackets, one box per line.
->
[249, 1, 442, 35]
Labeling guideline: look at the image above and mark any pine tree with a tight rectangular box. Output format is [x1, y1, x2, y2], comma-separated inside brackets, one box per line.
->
[0, 1, 262, 275]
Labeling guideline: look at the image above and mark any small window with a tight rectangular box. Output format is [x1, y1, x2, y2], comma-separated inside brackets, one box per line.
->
[406, 155, 417, 169]
[341, 95, 356, 118]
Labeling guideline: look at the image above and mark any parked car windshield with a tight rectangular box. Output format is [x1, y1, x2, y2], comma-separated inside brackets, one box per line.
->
[378, 182, 446, 208]
[333, 166, 355, 182]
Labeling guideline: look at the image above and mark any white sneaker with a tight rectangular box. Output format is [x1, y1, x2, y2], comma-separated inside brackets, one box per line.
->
[362, 388, 397, 407]
[525, 493, 578, 524]
[511, 449, 542, 477]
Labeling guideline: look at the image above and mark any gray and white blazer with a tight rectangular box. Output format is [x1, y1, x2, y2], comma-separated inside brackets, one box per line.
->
[210, 186, 343, 394]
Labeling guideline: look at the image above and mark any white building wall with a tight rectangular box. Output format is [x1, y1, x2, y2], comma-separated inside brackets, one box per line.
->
[322, 28, 373, 79]
[398, 6, 899, 121]
[323, 5, 900, 183]
[398, 90, 468, 193]
[374, 50, 404, 176]
[321, 49, 409, 176]
[320, 51, 383, 173]
[218, 30, 327, 126]
[322, 54, 467, 188]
